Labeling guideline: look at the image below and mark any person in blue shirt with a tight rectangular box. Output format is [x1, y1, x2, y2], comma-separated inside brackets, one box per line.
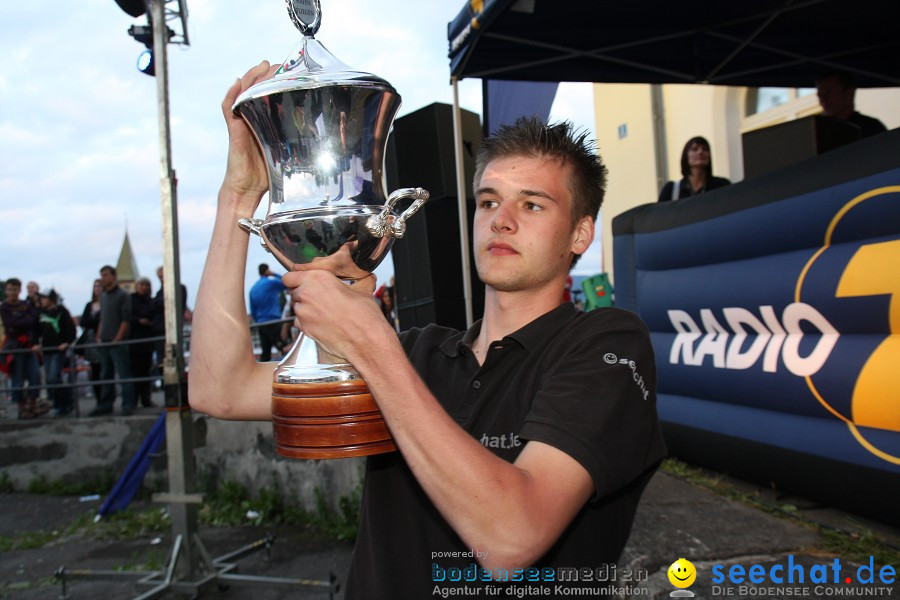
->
[248, 263, 287, 362]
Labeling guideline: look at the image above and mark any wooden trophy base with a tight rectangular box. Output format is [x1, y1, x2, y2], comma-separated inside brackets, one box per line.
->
[272, 379, 396, 459]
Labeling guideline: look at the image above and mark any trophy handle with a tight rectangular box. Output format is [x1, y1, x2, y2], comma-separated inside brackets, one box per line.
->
[365, 187, 430, 239]
[390, 188, 430, 239]
[238, 217, 270, 252]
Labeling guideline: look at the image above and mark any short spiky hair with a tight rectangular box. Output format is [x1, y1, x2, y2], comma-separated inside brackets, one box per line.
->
[473, 117, 608, 225]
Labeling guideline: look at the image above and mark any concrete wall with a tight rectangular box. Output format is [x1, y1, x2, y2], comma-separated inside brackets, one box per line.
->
[0, 414, 364, 512]
[194, 417, 365, 512]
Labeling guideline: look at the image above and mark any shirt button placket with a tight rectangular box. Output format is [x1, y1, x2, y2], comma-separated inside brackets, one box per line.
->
[455, 377, 482, 423]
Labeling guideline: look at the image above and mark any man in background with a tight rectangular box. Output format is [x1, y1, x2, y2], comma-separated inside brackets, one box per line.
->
[151, 265, 191, 380]
[816, 71, 887, 139]
[249, 263, 286, 362]
[26, 281, 41, 308]
[91, 265, 135, 416]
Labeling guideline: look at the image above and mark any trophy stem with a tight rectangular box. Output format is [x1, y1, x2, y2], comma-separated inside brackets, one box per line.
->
[275, 331, 353, 381]
[271, 332, 396, 459]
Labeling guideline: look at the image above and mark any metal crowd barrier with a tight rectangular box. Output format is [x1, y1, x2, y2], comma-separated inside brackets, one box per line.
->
[0, 317, 293, 416]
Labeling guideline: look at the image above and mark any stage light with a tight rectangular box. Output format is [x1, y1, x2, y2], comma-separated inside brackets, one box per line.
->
[128, 24, 153, 47]
[137, 48, 154, 76]
[127, 23, 174, 77]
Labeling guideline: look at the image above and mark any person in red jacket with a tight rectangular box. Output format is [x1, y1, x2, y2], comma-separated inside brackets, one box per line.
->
[1, 278, 43, 418]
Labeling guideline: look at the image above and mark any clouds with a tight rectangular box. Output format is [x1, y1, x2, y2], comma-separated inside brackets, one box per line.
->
[0, 0, 600, 315]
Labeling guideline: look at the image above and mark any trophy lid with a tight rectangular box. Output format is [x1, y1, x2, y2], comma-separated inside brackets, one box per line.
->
[233, 0, 395, 109]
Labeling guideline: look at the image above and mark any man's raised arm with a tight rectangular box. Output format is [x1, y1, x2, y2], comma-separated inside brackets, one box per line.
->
[188, 61, 281, 421]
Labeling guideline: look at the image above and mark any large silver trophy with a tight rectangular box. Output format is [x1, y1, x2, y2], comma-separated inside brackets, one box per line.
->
[234, 0, 428, 459]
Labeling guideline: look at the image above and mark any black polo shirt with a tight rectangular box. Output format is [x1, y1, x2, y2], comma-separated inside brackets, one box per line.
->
[345, 303, 666, 599]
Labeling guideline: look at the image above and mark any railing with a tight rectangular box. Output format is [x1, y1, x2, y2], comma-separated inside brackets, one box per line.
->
[0, 317, 293, 415]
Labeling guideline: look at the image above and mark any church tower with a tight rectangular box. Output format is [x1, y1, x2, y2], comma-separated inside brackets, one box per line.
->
[116, 231, 139, 293]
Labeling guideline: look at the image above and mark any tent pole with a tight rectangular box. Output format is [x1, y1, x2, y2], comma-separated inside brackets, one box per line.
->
[451, 76, 474, 328]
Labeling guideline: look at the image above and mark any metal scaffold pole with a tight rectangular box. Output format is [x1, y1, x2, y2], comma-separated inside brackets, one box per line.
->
[148, 0, 200, 580]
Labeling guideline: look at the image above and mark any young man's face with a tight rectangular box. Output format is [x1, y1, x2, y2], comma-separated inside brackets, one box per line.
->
[27, 282, 38, 297]
[4, 283, 21, 304]
[473, 155, 592, 294]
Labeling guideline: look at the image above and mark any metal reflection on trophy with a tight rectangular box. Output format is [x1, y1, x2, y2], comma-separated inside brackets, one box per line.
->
[233, 0, 429, 459]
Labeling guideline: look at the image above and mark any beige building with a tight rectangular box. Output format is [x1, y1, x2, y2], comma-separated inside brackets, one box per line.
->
[593, 83, 900, 283]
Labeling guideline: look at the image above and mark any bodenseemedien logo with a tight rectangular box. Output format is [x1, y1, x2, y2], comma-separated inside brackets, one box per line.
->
[667, 557, 696, 597]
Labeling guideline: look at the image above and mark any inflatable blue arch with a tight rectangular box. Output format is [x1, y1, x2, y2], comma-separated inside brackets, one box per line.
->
[613, 129, 900, 525]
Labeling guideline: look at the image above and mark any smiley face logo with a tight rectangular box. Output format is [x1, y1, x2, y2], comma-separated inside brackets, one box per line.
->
[667, 558, 696, 588]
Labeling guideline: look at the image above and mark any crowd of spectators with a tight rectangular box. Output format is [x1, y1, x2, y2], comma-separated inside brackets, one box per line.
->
[1, 266, 190, 419]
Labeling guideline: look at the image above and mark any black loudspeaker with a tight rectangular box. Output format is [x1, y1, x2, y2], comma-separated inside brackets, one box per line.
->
[115, 0, 147, 17]
[742, 115, 861, 179]
[386, 103, 484, 331]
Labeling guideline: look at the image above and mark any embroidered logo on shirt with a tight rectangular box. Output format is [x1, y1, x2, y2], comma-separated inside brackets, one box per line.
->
[604, 353, 650, 401]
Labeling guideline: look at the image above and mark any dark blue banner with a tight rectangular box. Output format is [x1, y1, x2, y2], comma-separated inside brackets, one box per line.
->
[613, 131, 900, 490]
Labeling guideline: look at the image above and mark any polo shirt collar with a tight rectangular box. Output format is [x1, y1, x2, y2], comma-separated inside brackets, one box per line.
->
[440, 302, 579, 357]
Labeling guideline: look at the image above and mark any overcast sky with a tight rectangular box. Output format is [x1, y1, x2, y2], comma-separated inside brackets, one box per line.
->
[0, 0, 599, 316]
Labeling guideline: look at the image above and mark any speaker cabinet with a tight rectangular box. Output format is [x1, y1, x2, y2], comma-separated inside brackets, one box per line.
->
[742, 115, 861, 179]
[386, 103, 484, 331]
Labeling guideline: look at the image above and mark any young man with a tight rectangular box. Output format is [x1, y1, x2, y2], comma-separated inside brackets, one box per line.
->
[190, 62, 665, 598]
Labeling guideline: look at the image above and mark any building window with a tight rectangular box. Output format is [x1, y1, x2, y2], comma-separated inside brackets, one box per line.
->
[746, 87, 816, 117]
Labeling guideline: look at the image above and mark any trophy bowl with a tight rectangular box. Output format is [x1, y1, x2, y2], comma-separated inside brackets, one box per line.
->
[234, 0, 428, 459]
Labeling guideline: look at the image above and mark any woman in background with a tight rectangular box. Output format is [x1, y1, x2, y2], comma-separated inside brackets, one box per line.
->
[658, 136, 731, 202]
[130, 277, 155, 407]
[78, 279, 104, 402]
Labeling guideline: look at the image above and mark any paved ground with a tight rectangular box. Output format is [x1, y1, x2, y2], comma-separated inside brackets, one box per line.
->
[2, 467, 897, 600]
